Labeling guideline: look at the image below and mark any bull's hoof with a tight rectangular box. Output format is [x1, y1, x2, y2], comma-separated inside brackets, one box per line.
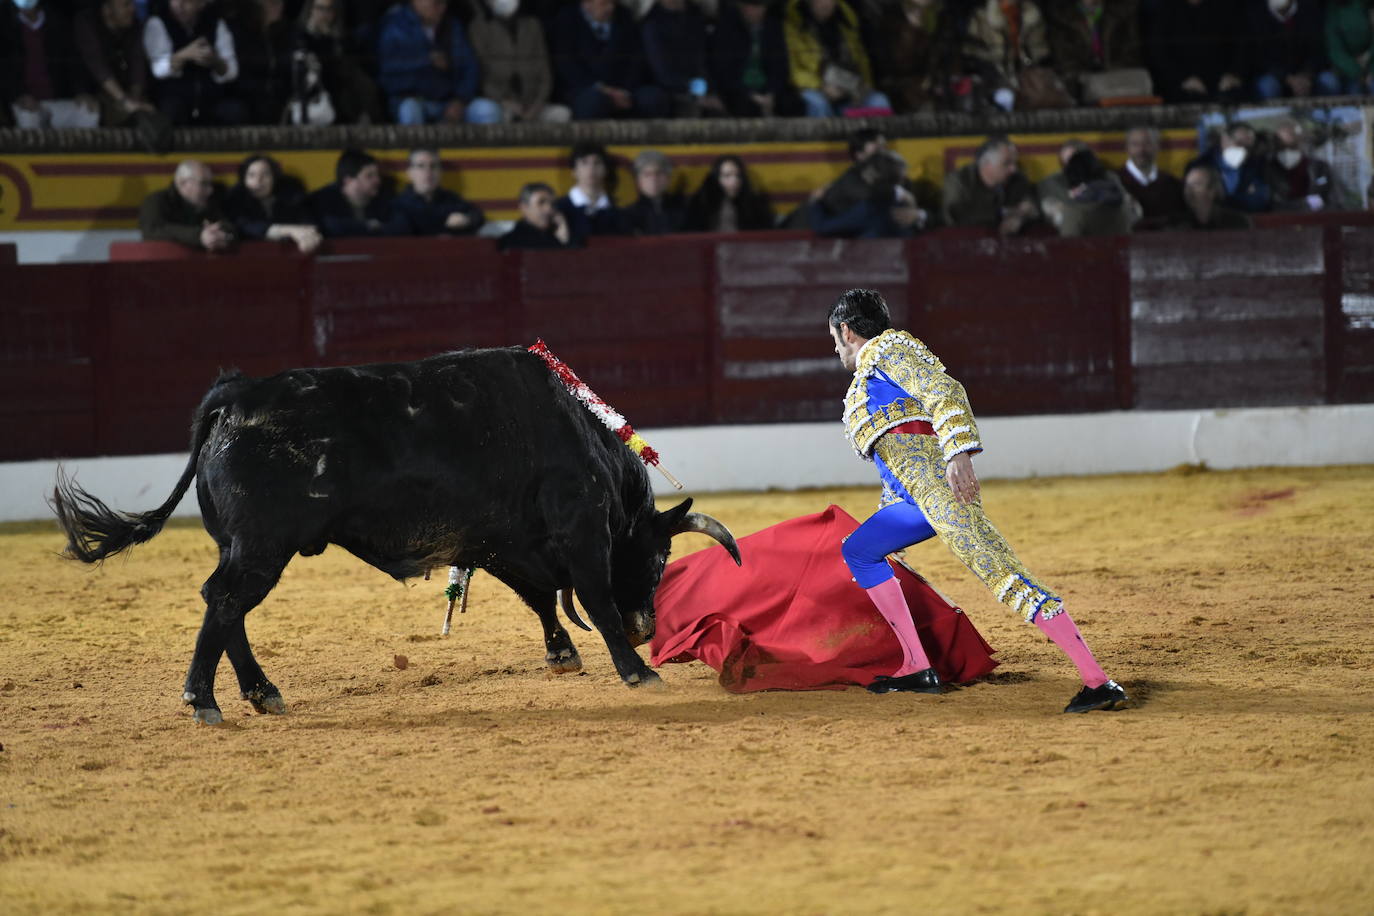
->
[192, 707, 224, 726]
[243, 690, 287, 715]
[545, 648, 583, 674]
[623, 669, 663, 689]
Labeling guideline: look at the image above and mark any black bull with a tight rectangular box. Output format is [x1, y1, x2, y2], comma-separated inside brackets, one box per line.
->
[52, 348, 741, 724]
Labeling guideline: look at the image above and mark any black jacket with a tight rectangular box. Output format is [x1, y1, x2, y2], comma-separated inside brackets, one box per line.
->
[224, 176, 313, 240]
[550, 3, 647, 99]
[498, 219, 580, 251]
[393, 186, 485, 236]
[308, 182, 407, 237]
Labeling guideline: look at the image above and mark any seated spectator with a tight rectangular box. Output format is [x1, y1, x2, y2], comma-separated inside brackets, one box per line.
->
[308, 148, 406, 237]
[555, 142, 629, 241]
[1170, 164, 1253, 231]
[783, 0, 891, 117]
[808, 149, 927, 238]
[393, 148, 486, 235]
[940, 135, 1039, 235]
[1243, 0, 1338, 100]
[1327, 0, 1374, 95]
[1147, 0, 1244, 104]
[2, 0, 100, 129]
[377, 0, 500, 124]
[74, 0, 155, 127]
[224, 154, 321, 252]
[1190, 123, 1272, 214]
[229, 0, 294, 124]
[873, 0, 960, 113]
[961, 0, 1069, 111]
[467, 0, 571, 123]
[499, 182, 578, 250]
[709, 0, 803, 117]
[642, 0, 725, 117]
[1037, 140, 1140, 237]
[1267, 119, 1337, 212]
[551, 0, 671, 120]
[143, 0, 248, 126]
[624, 150, 688, 236]
[685, 154, 776, 232]
[293, 0, 384, 125]
[139, 159, 236, 251]
[1044, 0, 1152, 104]
[1118, 125, 1186, 229]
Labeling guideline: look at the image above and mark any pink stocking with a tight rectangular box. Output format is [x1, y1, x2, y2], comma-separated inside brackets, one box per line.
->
[1035, 609, 1108, 688]
[864, 577, 932, 676]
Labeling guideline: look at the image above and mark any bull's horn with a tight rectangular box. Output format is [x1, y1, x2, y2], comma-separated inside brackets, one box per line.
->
[558, 588, 592, 632]
[670, 513, 742, 566]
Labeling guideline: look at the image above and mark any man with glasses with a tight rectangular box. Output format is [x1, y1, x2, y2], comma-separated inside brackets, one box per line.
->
[393, 148, 485, 236]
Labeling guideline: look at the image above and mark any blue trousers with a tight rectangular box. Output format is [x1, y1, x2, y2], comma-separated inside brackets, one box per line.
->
[841, 501, 937, 588]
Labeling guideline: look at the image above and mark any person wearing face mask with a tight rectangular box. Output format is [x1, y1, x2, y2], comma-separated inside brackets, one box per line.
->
[1244, 0, 1340, 100]
[1267, 119, 1337, 212]
[1, 0, 101, 129]
[467, 0, 570, 122]
[1189, 122, 1273, 214]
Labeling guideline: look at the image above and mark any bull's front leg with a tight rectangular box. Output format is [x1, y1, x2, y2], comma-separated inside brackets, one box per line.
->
[569, 579, 661, 688]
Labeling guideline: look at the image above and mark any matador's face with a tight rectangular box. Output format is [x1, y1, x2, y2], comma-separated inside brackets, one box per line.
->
[830, 322, 862, 373]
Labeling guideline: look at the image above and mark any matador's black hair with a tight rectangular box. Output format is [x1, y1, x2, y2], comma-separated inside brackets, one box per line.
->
[828, 288, 893, 340]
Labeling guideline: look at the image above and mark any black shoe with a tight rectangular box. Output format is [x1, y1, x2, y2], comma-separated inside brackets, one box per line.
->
[1063, 680, 1128, 713]
[866, 668, 944, 695]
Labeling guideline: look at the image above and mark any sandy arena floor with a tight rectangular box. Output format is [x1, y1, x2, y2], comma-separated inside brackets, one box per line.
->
[1, 465, 1372, 914]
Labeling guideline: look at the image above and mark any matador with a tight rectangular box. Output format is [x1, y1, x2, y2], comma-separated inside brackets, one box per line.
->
[828, 288, 1128, 713]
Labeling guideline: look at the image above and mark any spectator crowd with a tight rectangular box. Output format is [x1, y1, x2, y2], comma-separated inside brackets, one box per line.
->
[138, 119, 1357, 254]
[6, 0, 1374, 130]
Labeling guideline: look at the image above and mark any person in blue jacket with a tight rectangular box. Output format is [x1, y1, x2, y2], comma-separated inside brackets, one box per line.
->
[376, 0, 500, 124]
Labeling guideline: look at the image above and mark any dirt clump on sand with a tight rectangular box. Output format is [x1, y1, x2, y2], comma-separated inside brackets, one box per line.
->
[1, 466, 1372, 914]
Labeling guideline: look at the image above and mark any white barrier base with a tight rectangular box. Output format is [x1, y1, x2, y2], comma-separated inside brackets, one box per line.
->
[5, 404, 1373, 522]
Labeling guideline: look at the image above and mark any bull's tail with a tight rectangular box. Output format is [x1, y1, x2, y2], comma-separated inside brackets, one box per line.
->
[51, 371, 244, 563]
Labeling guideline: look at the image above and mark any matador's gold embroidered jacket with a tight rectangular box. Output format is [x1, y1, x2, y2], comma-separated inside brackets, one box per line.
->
[841, 329, 982, 463]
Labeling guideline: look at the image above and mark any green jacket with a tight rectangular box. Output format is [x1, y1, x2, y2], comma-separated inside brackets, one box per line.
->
[1326, 0, 1372, 81]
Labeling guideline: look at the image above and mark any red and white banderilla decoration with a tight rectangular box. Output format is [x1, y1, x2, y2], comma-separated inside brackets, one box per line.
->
[527, 339, 683, 490]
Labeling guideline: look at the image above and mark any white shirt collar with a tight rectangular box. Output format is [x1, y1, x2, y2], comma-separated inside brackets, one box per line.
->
[569, 186, 610, 211]
[1125, 159, 1157, 186]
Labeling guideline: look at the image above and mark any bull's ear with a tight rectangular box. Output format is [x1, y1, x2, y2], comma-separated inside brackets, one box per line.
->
[654, 497, 694, 536]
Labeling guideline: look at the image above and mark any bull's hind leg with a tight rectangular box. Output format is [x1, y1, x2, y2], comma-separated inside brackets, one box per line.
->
[184, 549, 289, 725]
[226, 616, 287, 715]
[512, 585, 582, 674]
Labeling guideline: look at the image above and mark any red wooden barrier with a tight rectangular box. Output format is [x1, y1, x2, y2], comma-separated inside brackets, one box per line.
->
[4, 229, 1374, 463]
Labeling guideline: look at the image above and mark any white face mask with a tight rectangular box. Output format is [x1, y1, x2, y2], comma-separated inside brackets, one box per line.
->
[1277, 148, 1303, 170]
[488, 0, 518, 17]
[1221, 146, 1248, 170]
[12, 0, 40, 11]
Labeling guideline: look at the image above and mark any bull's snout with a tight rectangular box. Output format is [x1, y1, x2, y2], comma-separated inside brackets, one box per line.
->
[625, 608, 655, 647]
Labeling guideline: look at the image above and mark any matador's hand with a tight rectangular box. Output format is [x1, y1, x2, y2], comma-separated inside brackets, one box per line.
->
[946, 452, 980, 505]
